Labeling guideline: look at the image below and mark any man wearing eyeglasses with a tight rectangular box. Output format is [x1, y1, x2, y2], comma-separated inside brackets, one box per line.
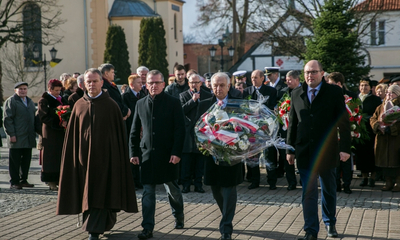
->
[130, 70, 186, 240]
[286, 60, 351, 240]
[179, 74, 212, 194]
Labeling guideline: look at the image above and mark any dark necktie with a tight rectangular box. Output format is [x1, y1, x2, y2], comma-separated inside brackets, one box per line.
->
[137, 93, 140, 99]
[310, 89, 317, 102]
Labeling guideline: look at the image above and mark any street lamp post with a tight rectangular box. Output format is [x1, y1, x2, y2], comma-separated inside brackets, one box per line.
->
[33, 47, 60, 91]
[209, 36, 234, 72]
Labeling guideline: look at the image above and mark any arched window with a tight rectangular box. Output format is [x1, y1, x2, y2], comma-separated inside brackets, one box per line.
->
[174, 14, 177, 40]
[23, 3, 42, 67]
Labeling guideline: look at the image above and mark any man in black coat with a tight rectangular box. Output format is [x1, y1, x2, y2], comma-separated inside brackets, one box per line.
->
[179, 74, 212, 194]
[98, 63, 130, 120]
[130, 70, 186, 240]
[243, 70, 278, 190]
[265, 67, 288, 100]
[326, 72, 358, 194]
[122, 74, 146, 190]
[196, 72, 243, 240]
[287, 60, 351, 240]
[265, 67, 289, 178]
[165, 64, 189, 98]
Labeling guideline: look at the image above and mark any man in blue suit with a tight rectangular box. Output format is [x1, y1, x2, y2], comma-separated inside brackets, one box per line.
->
[286, 60, 351, 240]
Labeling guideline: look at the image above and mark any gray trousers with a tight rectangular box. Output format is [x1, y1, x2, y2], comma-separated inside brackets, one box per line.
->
[211, 185, 237, 234]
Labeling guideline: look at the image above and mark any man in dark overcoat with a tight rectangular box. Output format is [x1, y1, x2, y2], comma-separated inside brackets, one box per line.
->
[98, 63, 131, 120]
[122, 74, 146, 190]
[243, 70, 278, 190]
[179, 74, 212, 193]
[196, 72, 243, 240]
[57, 68, 138, 240]
[164, 64, 189, 98]
[130, 70, 186, 240]
[286, 60, 351, 240]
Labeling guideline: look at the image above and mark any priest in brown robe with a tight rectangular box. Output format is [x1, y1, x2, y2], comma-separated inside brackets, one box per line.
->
[57, 68, 138, 240]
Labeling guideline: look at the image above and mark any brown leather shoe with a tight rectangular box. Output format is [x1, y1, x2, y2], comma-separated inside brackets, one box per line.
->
[20, 181, 34, 188]
[392, 184, 400, 192]
[10, 184, 22, 190]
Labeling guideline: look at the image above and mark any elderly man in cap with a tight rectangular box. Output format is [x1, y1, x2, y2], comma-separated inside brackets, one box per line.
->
[3, 82, 40, 189]
[233, 70, 247, 84]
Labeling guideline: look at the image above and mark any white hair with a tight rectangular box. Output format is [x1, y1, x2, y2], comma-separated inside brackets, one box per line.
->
[211, 72, 230, 85]
[189, 74, 201, 82]
[60, 73, 71, 81]
[136, 66, 149, 74]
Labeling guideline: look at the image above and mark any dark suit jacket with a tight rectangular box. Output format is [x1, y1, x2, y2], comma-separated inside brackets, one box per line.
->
[274, 80, 289, 101]
[343, 89, 358, 100]
[229, 86, 243, 99]
[196, 94, 244, 187]
[122, 89, 146, 136]
[287, 80, 351, 171]
[130, 91, 186, 184]
[180, 88, 213, 153]
[67, 88, 84, 109]
[243, 84, 278, 110]
[102, 78, 129, 117]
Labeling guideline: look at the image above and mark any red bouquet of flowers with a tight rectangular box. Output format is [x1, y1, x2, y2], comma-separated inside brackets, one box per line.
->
[343, 95, 369, 144]
[55, 105, 72, 128]
[276, 93, 291, 130]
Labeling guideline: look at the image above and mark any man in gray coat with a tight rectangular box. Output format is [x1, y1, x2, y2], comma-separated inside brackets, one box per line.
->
[3, 82, 39, 189]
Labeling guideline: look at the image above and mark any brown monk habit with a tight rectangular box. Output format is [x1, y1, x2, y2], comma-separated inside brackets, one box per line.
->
[57, 90, 138, 232]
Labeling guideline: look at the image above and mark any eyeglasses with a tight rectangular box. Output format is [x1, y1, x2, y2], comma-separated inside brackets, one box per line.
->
[146, 81, 164, 86]
[189, 81, 201, 85]
[304, 71, 320, 75]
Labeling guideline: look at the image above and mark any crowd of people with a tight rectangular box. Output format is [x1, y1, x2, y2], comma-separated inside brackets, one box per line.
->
[3, 60, 400, 240]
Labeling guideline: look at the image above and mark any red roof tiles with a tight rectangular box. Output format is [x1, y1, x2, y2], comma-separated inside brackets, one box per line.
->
[354, 0, 400, 12]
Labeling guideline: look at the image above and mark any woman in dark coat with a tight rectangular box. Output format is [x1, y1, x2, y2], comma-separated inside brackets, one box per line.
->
[355, 78, 382, 187]
[38, 79, 68, 190]
[370, 85, 400, 191]
[62, 77, 78, 101]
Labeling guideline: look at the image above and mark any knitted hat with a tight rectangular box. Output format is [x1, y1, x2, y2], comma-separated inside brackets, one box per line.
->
[388, 85, 400, 96]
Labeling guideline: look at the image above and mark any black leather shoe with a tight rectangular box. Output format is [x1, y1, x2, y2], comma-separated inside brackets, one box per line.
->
[248, 183, 259, 189]
[359, 178, 368, 186]
[368, 178, 375, 187]
[10, 184, 22, 190]
[298, 232, 317, 240]
[174, 219, 184, 229]
[20, 181, 34, 188]
[287, 184, 296, 190]
[221, 233, 232, 239]
[269, 184, 277, 190]
[181, 186, 190, 193]
[138, 229, 153, 239]
[325, 225, 338, 238]
[194, 187, 205, 193]
[343, 186, 352, 194]
[88, 233, 99, 240]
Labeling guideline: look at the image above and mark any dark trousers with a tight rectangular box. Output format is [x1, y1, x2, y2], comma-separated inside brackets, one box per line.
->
[181, 153, 205, 188]
[298, 168, 337, 236]
[283, 153, 297, 186]
[211, 185, 237, 235]
[142, 180, 184, 231]
[336, 156, 353, 187]
[9, 148, 32, 185]
[82, 208, 117, 234]
[247, 147, 277, 186]
[130, 164, 142, 188]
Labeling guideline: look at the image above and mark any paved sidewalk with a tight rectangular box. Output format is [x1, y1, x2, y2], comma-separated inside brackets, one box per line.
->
[1, 140, 400, 239]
